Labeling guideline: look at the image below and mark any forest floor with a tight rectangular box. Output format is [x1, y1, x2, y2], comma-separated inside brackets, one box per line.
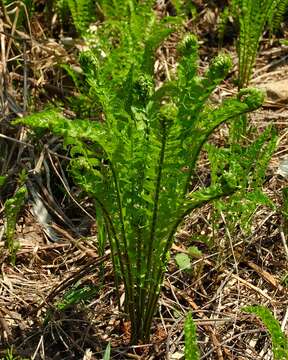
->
[0, 1, 287, 359]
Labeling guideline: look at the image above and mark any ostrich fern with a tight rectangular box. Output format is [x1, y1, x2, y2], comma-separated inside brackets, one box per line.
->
[17, 3, 272, 343]
[268, 0, 288, 34]
[56, 0, 96, 34]
[222, 0, 285, 88]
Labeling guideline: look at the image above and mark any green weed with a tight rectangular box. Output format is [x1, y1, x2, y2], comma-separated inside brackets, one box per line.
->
[103, 342, 111, 360]
[0, 347, 29, 360]
[0, 176, 6, 187]
[55, 283, 98, 311]
[4, 172, 27, 264]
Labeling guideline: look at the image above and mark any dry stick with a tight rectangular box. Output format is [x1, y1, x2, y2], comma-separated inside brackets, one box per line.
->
[252, 53, 288, 80]
[281, 306, 288, 332]
[202, 257, 277, 303]
[200, 329, 260, 359]
[5, 5, 20, 62]
[0, 132, 34, 147]
[5, 0, 32, 38]
[165, 315, 184, 360]
[31, 335, 44, 360]
[279, 227, 288, 262]
[46, 150, 95, 221]
[0, 17, 7, 116]
[23, 39, 28, 113]
[219, 211, 241, 313]
[0, 308, 11, 340]
[0, 0, 11, 26]
[9, 71, 76, 99]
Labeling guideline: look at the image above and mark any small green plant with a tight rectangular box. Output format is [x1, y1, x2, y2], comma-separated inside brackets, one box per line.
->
[208, 127, 277, 242]
[242, 305, 288, 360]
[184, 312, 200, 360]
[216, 0, 278, 241]
[175, 246, 203, 271]
[0, 175, 6, 187]
[103, 342, 111, 360]
[17, 2, 273, 343]
[1, 347, 29, 360]
[55, 283, 98, 311]
[4, 172, 27, 264]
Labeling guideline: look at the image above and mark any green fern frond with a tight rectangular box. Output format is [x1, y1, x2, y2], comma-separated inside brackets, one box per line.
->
[4, 185, 27, 263]
[207, 123, 276, 234]
[230, 0, 280, 87]
[185, 313, 200, 360]
[242, 306, 288, 360]
[217, 6, 230, 46]
[268, 0, 288, 33]
[57, 0, 96, 34]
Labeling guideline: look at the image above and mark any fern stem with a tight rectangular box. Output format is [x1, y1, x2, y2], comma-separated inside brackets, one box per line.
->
[143, 184, 237, 339]
[146, 121, 167, 272]
[94, 195, 134, 320]
[109, 163, 137, 337]
[106, 226, 121, 310]
[141, 119, 168, 340]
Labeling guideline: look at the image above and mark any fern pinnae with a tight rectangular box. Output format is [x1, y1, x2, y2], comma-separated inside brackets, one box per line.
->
[185, 312, 200, 360]
[268, 0, 288, 33]
[142, 181, 240, 339]
[96, 189, 136, 324]
[234, 0, 278, 87]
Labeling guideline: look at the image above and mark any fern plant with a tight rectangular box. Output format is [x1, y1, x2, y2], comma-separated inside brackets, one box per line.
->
[268, 0, 288, 34]
[215, 0, 278, 239]
[220, 0, 284, 88]
[16, 2, 271, 343]
[56, 0, 96, 34]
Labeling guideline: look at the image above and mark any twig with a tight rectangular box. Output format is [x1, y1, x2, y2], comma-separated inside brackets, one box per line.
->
[279, 226, 288, 262]
[0, 132, 34, 147]
[281, 306, 288, 332]
[23, 39, 28, 113]
[0, 17, 7, 116]
[47, 149, 95, 221]
[200, 329, 260, 359]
